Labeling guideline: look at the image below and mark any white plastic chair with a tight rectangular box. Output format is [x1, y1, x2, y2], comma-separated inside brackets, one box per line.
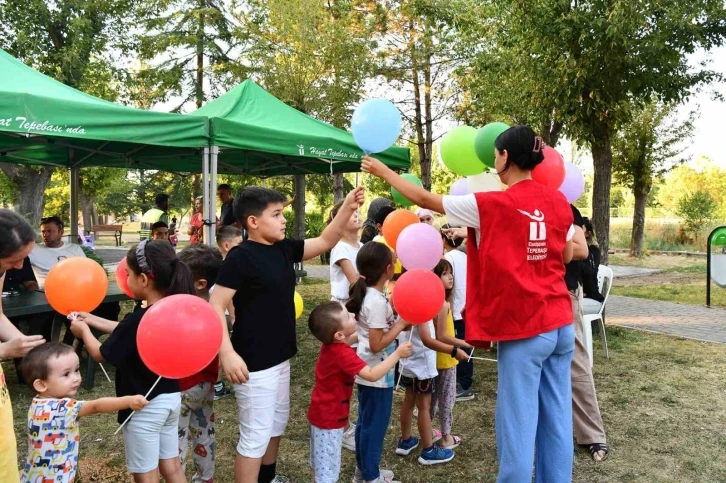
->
[581, 265, 613, 366]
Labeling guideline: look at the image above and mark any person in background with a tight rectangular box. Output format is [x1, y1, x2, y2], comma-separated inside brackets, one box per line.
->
[566, 211, 609, 462]
[360, 198, 393, 244]
[581, 218, 604, 315]
[151, 221, 170, 242]
[140, 194, 170, 241]
[216, 226, 243, 258]
[0, 208, 47, 483]
[217, 184, 238, 229]
[29, 216, 87, 289]
[212, 225, 243, 401]
[169, 217, 178, 247]
[440, 224, 474, 402]
[189, 196, 206, 245]
[415, 208, 435, 226]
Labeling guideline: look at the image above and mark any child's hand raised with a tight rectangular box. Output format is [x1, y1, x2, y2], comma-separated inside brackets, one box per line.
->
[344, 186, 365, 209]
[129, 395, 149, 412]
[361, 156, 390, 179]
[396, 342, 413, 359]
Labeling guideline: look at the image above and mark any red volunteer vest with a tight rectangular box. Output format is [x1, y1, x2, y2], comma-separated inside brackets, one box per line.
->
[464, 180, 574, 342]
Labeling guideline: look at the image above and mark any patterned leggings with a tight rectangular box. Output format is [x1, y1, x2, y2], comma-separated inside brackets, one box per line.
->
[430, 367, 457, 435]
[179, 382, 215, 483]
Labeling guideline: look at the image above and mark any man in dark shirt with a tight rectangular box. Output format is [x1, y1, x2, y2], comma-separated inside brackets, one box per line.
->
[2, 257, 38, 293]
[217, 184, 237, 228]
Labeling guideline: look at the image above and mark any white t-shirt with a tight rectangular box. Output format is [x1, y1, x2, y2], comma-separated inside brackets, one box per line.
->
[329, 241, 363, 301]
[355, 288, 396, 388]
[444, 249, 467, 320]
[399, 321, 438, 380]
[29, 243, 87, 288]
[443, 194, 575, 245]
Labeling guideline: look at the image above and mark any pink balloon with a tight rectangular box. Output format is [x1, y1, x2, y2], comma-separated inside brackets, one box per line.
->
[396, 223, 443, 271]
[449, 179, 469, 196]
[559, 162, 585, 203]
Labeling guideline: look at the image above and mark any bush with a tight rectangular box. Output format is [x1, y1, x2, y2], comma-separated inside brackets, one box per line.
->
[676, 190, 718, 242]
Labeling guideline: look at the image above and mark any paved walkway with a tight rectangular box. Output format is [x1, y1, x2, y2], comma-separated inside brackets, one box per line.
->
[607, 295, 726, 344]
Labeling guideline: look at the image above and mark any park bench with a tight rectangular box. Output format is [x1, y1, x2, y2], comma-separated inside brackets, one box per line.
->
[91, 224, 123, 246]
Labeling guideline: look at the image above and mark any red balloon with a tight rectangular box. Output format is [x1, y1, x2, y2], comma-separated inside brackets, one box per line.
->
[45, 257, 108, 315]
[115, 258, 134, 298]
[392, 269, 445, 324]
[532, 146, 566, 189]
[137, 294, 223, 379]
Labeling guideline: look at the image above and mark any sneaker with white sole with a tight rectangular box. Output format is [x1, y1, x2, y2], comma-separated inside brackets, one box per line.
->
[342, 424, 356, 452]
[456, 387, 474, 402]
[395, 436, 420, 455]
[352, 467, 395, 483]
[418, 445, 455, 465]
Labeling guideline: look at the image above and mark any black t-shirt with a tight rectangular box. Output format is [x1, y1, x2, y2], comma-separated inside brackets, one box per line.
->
[100, 307, 180, 423]
[220, 201, 236, 227]
[564, 205, 585, 291]
[2, 257, 36, 292]
[215, 238, 305, 372]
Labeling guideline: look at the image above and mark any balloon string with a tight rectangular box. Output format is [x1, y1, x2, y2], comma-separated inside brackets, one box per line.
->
[467, 347, 474, 362]
[114, 376, 161, 435]
[469, 356, 497, 363]
[395, 329, 415, 391]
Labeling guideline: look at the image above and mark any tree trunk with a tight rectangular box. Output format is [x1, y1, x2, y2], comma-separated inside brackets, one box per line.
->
[293, 174, 306, 239]
[196, 0, 205, 109]
[0, 164, 54, 226]
[409, 19, 426, 184]
[590, 126, 613, 265]
[421, 51, 433, 192]
[80, 192, 95, 232]
[629, 183, 649, 258]
[333, 173, 344, 202]
[192, 174, 202, 199]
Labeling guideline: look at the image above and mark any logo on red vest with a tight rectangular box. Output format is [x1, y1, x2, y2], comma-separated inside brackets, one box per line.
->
[518, 209, 548, 261]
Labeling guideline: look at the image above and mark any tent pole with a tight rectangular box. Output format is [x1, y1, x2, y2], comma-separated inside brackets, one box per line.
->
[202, 147, 211, 246]
[69, 150, 80, 243]
[210, 146, 219, 245]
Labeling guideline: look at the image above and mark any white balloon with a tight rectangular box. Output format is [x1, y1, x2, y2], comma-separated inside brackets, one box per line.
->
[467, 172, 503, 193]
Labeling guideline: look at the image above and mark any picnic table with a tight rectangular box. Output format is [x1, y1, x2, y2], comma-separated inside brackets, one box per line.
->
[3, 282, 130, 390]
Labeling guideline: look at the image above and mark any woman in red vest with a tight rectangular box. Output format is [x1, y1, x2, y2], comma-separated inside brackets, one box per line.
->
[362, 125, 587, 483]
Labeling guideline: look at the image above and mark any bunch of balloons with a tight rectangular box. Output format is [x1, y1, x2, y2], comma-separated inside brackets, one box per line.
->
[440, 121, 585, 203]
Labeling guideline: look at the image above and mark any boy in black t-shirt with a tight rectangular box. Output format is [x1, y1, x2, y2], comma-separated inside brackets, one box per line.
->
[210, 186, 365, 483]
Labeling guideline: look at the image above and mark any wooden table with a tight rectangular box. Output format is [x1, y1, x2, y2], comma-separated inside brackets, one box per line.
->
[3, 283, 130, 390]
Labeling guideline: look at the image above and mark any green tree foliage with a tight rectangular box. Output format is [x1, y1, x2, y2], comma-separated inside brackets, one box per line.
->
[460, 0, 726, 261]
[677, 190, 718, 240]
[612, 102, 695, 256]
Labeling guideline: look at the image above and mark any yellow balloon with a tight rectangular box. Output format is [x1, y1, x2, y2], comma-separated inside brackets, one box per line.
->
[373, 235, 403, 274]
[294, 291, 304, 320]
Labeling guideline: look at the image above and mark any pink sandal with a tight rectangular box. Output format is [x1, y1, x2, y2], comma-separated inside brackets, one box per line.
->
[432, 429, 442, 443]
[440, 435, 462, 450]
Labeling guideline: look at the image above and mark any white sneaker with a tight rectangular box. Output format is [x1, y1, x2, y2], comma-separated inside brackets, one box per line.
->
[342, 424, 356, 452]
[270, 476, 291, 483]
[353, 467, 395, 483]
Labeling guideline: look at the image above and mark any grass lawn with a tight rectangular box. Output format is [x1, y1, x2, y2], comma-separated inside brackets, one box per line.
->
[6, 278, 726, 482]
[608, 254, 726, 307]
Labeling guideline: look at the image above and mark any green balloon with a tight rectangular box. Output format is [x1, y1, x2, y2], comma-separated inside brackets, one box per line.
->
[474, 122, 511, 169]
[392, 173, 422, 206]
[440, 126, 486, 176]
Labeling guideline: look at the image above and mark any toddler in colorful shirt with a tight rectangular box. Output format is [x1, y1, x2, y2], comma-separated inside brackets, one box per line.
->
[19, 342, 147, 483]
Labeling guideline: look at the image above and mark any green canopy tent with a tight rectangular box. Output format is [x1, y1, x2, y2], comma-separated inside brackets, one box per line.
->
[0, 49, 213, 241]
[190, 80, 410, 219]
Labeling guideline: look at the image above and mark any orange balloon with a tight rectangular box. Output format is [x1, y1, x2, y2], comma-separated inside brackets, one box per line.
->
[382, 209, 419, 250]
[45, 257, 108, 315]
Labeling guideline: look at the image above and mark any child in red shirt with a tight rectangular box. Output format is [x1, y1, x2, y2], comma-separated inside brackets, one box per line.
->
[307, 301, 412, 483]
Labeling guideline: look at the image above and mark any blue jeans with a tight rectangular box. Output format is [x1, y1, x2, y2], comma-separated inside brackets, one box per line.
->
[355, 385, 393, 481]
[496, 324, 575, 483]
